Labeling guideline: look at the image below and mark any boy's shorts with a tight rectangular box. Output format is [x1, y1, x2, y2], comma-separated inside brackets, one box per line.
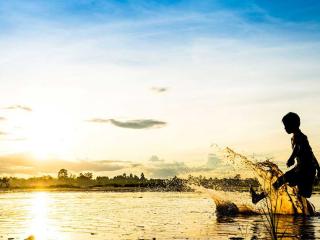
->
[283, 167, 316, 198]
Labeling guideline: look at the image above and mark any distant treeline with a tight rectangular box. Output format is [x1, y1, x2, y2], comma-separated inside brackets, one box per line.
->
[187, 174, 259, 191]
[0, 169, 260, 192]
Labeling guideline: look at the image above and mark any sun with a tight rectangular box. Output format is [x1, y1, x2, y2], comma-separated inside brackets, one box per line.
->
[23, 111, 74, 161]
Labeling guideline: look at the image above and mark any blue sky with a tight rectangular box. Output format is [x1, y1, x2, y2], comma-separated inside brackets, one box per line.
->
[2, 0, 320, 21]
[0, 1, 320, 177]
[2, 1, 320, 35]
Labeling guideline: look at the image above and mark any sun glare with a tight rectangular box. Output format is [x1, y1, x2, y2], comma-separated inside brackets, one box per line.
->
[27, 192, 61, 239]
[23, 111, 74, 161]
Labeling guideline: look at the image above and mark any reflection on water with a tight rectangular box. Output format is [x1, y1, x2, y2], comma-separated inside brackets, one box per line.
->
[277, 215, 318, 240]
[28, 192, 60, 240]
[0, 191, 320, 239]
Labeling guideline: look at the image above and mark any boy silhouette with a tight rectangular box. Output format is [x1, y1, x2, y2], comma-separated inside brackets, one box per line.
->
[251, 112, 320, 204]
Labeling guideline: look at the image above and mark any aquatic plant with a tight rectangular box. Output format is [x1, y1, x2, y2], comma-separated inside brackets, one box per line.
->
[260, 183, 286, 240]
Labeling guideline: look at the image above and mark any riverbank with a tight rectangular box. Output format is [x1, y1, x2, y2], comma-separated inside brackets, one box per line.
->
[0, 185, 255, 193]
[0, 185, 193, 192]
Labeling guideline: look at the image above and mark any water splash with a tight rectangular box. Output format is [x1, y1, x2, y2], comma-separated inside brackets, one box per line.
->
[192, 146, 315, 215]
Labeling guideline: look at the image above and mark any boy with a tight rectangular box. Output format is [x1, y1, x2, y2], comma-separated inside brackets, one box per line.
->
[251, 112, 320, 204]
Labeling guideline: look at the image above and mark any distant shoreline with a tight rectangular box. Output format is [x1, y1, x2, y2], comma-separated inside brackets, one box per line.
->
[0, 186, 193, 192]
[0, 185, 251, 193]
[1, 186, 320, 194]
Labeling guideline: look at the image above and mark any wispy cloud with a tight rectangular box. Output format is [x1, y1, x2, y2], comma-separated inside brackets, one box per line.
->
[0, 150, 265, 178]
[0, 153, 140, 175]
[110, 119, 166, 129]
[147, 161, 189, 178]
[145, 152, 236, 178]
[149, 155, 164, 162]
[4, 105, 32, 112]
[88, 118, 167, 129]
[88, 118, 109, 123]
[4, 137, 27, 142]
[64, 160, 140, 172]
[150, 87, 168, 93]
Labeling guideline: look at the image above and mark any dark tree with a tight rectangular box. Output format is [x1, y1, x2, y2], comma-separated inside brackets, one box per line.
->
[0, 177, 9, 188]
[58, 169, 68, 179]
[140, 172, 146, 181]
[78, 172, 93, 180]
[84, 172, 93, 179]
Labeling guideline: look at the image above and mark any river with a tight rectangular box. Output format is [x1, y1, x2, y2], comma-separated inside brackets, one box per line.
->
[0, 191, 320, 239]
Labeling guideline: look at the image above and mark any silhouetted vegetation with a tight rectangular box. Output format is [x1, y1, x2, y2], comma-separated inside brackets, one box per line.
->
[0, 177, 9, 188]
[0, 170, 261, 192]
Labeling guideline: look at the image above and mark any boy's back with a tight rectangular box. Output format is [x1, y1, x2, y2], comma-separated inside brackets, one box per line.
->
[292, 130, 315, 171]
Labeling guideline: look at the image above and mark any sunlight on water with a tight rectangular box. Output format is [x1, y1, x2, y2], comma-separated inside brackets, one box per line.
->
[27, 192, 61, 240]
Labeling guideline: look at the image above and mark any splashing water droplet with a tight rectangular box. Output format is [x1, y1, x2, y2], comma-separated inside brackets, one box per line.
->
[190, 146, 315, 215]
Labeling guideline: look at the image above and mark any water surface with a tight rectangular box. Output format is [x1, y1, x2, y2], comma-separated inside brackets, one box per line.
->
[0, 191, 320, 239]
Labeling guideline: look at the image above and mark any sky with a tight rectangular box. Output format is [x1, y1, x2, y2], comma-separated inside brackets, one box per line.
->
[1, 0, 320, 178]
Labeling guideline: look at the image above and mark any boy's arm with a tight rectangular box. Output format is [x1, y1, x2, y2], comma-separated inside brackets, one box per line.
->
[312, 154, 320, 177]
[287, 145, 299, 167]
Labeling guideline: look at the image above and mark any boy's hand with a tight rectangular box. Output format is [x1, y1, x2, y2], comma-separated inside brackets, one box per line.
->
[286, 158, 295, 167]
[315, 169, 320, 185]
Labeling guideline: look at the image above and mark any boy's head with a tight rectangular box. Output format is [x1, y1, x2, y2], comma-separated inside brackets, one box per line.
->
[282, 112, 300, 134]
